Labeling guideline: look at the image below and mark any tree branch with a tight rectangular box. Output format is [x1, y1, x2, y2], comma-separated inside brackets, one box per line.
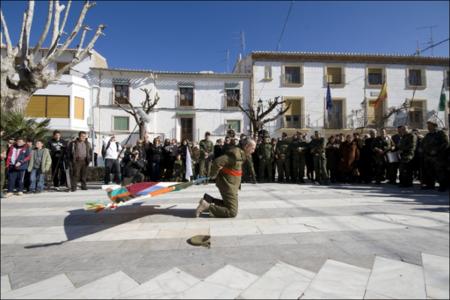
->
[56, 1, 95, 56]
[59, 0, 72, 37]
[262, 103, 291, 124]
[54, 24, 105, 78]
[76, 25, 91, 56]
[23, 0, 35, 55]
[233, 97, 253, 121]
[51, 0, 64, 45]
[114, 101, 133, 115]
[33, 0, 54, 55]
[0, 10, 13, 55]
[18, 11, 26, 49]
[259, 96, 284, 120]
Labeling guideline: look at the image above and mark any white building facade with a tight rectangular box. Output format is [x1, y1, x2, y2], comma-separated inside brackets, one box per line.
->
[234, 51, 450, 136]
[89, 68, 251, 150]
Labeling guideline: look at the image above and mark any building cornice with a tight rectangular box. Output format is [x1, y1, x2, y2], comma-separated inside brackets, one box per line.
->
[90, 67, 251, 78]
[251, 51, 449, 66]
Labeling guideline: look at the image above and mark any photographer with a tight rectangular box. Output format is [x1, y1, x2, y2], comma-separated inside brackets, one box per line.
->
[122, 150, 145, 185]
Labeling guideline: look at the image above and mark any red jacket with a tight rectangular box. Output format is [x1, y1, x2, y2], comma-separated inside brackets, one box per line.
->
[6, 145, 31, 170]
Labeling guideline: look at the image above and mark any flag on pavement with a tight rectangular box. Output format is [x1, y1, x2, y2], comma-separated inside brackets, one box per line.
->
[439, 81, 446, 111]
[374, 81, 387, 108]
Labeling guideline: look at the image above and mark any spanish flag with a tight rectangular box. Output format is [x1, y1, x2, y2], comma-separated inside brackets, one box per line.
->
[374, 81, 387, 108]
[439, 81, 446, 111]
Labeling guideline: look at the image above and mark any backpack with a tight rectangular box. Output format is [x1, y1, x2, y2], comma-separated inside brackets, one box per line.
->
[102, 141, 120, 158]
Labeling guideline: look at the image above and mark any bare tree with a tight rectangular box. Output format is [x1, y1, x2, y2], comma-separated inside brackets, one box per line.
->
[1, 0, 106, 112]
[233, 96, 291, 138]
[115, 87, 160, 139]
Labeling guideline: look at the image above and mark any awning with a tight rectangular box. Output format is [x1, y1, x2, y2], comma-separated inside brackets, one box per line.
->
[178, 82, 195, 88]
[176, 110, 196, 116]
[225, 82, 240, 89]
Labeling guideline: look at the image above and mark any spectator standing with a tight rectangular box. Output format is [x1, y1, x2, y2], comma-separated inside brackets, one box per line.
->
[325, 135, 340, 183]
[338, 134, 360, 183]
[397, 125, 417, 188]
[0, 127, 7, 198]
[28, 140, 52, 193]
[47, 130, 67, 190]
[150, 138, 162, 181]
[102, 135, 122, 184]
[68, 131, 92, 192]
[5, 137, 31, 197]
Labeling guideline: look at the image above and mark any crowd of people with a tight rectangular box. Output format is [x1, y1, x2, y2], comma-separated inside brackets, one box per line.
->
[1, 117, 448, 198]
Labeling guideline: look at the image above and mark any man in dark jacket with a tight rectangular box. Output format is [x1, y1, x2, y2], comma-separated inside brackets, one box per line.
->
[397, 125, 417, 187]
[47, 130, 67, 189]
[67, 131, 92, 192]
[123, 150, 146, 185]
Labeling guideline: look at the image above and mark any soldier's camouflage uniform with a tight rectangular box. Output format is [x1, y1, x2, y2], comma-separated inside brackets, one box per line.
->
[257, 138, 273, 182]
[275, 138, 290, 183]
[398, 132, 417, 187]
[199, 138, 214, 177]
[310, 137, 329, 183]
[289, 137, 307, 183]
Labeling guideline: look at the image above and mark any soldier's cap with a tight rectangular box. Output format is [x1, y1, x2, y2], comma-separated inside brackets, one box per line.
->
[187, 235, 211, 248]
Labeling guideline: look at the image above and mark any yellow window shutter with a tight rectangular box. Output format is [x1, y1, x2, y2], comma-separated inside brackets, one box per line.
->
[74, 97, 84, 120]
[47, 96, 70, 118]
[25, 96, 46, 117]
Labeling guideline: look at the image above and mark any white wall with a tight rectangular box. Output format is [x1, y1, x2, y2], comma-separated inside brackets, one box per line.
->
[251, 60, 449, 136]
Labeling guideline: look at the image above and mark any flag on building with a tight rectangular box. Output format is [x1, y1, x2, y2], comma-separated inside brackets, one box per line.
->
[439, 81, 446, 111]
[374, 81, 387, 108]
[185, 146, 193, 181]
[326, 83, 333, 110]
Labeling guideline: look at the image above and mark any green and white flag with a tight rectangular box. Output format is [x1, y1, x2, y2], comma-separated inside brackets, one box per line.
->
[439, 81, 446, 111]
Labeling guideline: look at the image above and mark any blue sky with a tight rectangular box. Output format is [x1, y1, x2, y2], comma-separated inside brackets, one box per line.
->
[2, 1, 449, 72]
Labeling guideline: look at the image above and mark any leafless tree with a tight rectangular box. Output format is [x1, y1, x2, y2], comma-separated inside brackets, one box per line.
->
[115, 86, 160, 139]
[1, 0, 105, 112]
[233, 96, 291, 138]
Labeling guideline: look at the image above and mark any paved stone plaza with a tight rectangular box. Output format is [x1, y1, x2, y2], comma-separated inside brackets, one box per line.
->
[1, 183, 449, 299]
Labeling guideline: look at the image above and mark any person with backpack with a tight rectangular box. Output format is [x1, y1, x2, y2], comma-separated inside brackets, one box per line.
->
[102, 135, 122, 185]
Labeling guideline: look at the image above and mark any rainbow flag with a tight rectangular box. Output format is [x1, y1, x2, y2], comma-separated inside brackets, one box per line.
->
[85, 177, 208, 212]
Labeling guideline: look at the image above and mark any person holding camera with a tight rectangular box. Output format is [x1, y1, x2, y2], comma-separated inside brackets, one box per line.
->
[47, 130, 68, 190]
[122, 150, 146, 185]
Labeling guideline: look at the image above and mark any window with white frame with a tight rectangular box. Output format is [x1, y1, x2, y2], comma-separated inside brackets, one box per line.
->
[178, 82, 194, 107]
[326, 67, 344, 85]
[113, 116, 129, 131]
[264, 65, 272, 80]
[367, 68, 384, 86]
[283, 65, 302, 85]
[408, 100, 426, 129]
[225, 83, 240, 107]
[407, 68, 426, 88]
[226, 120, 241, 133]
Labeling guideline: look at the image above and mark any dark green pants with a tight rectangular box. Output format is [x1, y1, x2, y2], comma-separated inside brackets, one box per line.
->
[199, 158, 211, 177]
[276, 159, 290, 182]
[291, 158, 305, 182]
[258, 160, 272, 182]
[313, 155, 329, 182]
[208, 177, 239, 218]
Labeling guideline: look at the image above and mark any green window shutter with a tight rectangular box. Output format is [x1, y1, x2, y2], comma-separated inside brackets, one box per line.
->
[114, 116, 129, 131]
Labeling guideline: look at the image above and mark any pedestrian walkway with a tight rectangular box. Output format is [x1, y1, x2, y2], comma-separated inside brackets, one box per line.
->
[1, 183, 449, 299]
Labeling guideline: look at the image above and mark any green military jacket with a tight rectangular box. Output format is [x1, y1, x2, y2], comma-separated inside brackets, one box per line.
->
[422, 130, 449, 157]
[199, 139, 214, 159]
[310, 137, 326, 158]
[210, 146, 247, 188]
[275, 139, 290, 160]
[371, 136, 392, 156]
[257, 141, 273, 161]
[398, 132, 417, 162]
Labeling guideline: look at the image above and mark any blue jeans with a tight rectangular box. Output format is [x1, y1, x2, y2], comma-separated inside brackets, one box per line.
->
[30, 168, 45, 192]
[7, 168, 26, 193]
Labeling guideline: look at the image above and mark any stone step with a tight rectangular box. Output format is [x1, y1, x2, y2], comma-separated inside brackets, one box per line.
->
[55, 271, 139, 299]
[116, 267, 200, 299]
[1, 275, 11, 294]
[421, 253, 449, 300]
[1, 274, 75, 299]
[301, 259, 371, 299]
[179, 264, 259, 299]
[239, 261, 315, 299]
[364, 256, 426, 299]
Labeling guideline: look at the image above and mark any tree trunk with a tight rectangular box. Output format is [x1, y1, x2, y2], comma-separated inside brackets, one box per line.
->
[139, 122, 146, 140]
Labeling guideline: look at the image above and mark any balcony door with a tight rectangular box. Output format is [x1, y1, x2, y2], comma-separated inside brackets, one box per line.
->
[180, 117, 193, 142]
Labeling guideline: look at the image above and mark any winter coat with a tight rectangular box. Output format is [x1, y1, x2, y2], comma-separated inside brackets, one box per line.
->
[339, 141, 360, 172]
[28, 148, 52, 172]
[6, 145, 31, 170]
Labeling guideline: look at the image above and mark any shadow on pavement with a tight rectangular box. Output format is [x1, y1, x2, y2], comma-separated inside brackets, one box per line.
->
[24, 203, 196, 249]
